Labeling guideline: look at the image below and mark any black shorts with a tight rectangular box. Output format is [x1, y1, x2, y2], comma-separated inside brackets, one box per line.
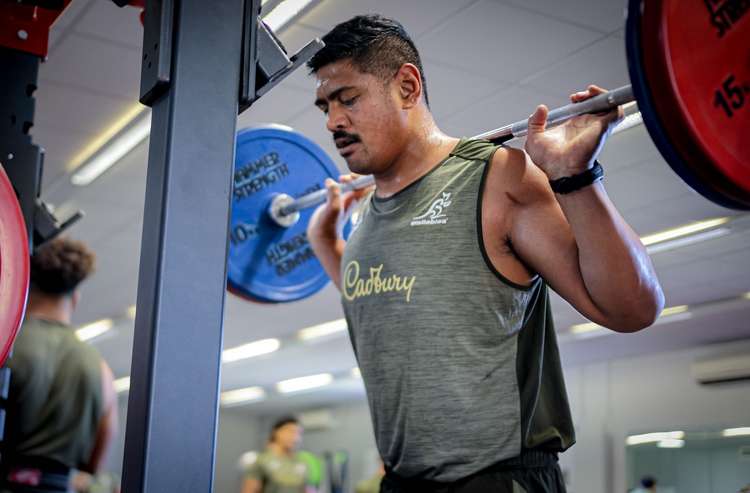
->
[380, 450, 566, 493]
[0, 456, 72, 493]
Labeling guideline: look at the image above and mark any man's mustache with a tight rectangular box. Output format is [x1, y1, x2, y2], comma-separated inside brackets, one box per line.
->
[333, 131, 361, 148]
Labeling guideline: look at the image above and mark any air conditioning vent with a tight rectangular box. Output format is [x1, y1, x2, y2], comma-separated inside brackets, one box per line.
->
[299, 409, 336, 431]
[692, 353, 750, 384]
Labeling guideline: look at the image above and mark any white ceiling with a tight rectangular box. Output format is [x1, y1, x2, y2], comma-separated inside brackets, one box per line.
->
[28, 0, 750, 414]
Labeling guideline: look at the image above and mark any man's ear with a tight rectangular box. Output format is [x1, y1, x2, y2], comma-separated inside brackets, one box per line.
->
[395, 63, 423, 109]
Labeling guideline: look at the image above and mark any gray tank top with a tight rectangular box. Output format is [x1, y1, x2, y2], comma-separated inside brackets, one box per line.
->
[3, 317, 104, 470]
[341, 138, 575, 482]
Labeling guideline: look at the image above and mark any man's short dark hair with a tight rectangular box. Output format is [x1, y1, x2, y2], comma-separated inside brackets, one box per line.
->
[271, 416, 298, 432]
[307, 14, 429, 106]
[270, 416, 299, 441]
[30, 237, 95, 296]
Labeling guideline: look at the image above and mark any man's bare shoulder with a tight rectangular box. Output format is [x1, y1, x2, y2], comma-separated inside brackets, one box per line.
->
[486, 146, 553, 206]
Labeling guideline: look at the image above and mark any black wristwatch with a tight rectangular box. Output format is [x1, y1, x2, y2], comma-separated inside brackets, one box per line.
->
[549, 161, 604, 195]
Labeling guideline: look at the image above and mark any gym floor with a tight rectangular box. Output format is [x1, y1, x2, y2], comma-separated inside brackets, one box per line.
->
[26, 1, 750, 492]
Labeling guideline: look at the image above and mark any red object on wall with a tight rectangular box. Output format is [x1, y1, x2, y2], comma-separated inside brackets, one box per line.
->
[0, 0, 72, 57]
[0, 164, 30, 367]
[128, 0, 145, 25]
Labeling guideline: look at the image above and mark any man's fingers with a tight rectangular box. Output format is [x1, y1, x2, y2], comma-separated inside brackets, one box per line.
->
[527, 105, 549, 134]
[568, 85, 622, 127]
[339, 173, 362, 184]
[325, 178, 338, 195]
[338, 173, 372, 202]
[325, 178, 342, 212]
[570, 84, 607, 103]
[570, 88, 592, 103]
[586, 85, 622, 125]
[605, 104, 624, 127]
[322, 173, 373, 216]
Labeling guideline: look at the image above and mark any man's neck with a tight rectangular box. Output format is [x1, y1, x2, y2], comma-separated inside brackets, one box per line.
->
[26, 296, 72, 326]
[268, 442, 292, 458]
[374, 119, 460, 198]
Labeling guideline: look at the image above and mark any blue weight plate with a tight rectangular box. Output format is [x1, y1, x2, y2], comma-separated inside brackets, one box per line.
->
[227, 125, 350, 303]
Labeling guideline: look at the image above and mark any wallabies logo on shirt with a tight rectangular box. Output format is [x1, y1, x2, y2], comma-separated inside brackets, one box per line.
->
[410, 192, 452, 226]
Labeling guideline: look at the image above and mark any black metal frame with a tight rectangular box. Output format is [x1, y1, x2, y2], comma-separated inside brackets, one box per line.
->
[0, 47, 43, 252]
[122, 1, 245, 491]
[1, 0, 321, 487]
[239, 0, 323, 112]
[138, 0, 173, 107]
[124, 0, 321, 490]
[0, 47, 81, 252]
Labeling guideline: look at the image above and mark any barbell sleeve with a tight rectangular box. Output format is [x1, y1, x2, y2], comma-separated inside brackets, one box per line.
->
[272, 84, 635, 223]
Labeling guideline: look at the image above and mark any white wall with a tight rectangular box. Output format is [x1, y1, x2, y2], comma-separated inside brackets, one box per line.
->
[560, 339, 750, 493]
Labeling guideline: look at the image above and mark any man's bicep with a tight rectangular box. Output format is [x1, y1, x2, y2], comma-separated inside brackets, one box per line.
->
[510, 184, 607, 325]
[85, 360, 118, 473]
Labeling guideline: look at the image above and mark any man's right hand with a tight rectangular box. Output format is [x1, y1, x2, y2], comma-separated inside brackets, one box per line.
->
[308, 174, 369, 242]
[307, 174, 372, 289]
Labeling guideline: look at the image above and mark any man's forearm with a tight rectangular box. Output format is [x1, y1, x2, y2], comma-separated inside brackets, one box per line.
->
[556, 181, 664, 330]
[309, 236, 346, 290]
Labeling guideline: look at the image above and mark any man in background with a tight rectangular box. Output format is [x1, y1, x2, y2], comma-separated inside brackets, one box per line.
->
[1, 237, 118, 493]
[241, 417, 316, 493]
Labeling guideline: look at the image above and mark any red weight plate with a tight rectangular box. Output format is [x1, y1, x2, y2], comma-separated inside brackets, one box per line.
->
[641, 0, 750, 208]
[628, 0, 748, 209]
[628, 0, 744, 209]
[0, 165, 30, 366]
[663, 0, 750, 195]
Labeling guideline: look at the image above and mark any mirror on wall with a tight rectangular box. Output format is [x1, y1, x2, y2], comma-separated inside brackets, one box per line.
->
[625, 427, 750, 493]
